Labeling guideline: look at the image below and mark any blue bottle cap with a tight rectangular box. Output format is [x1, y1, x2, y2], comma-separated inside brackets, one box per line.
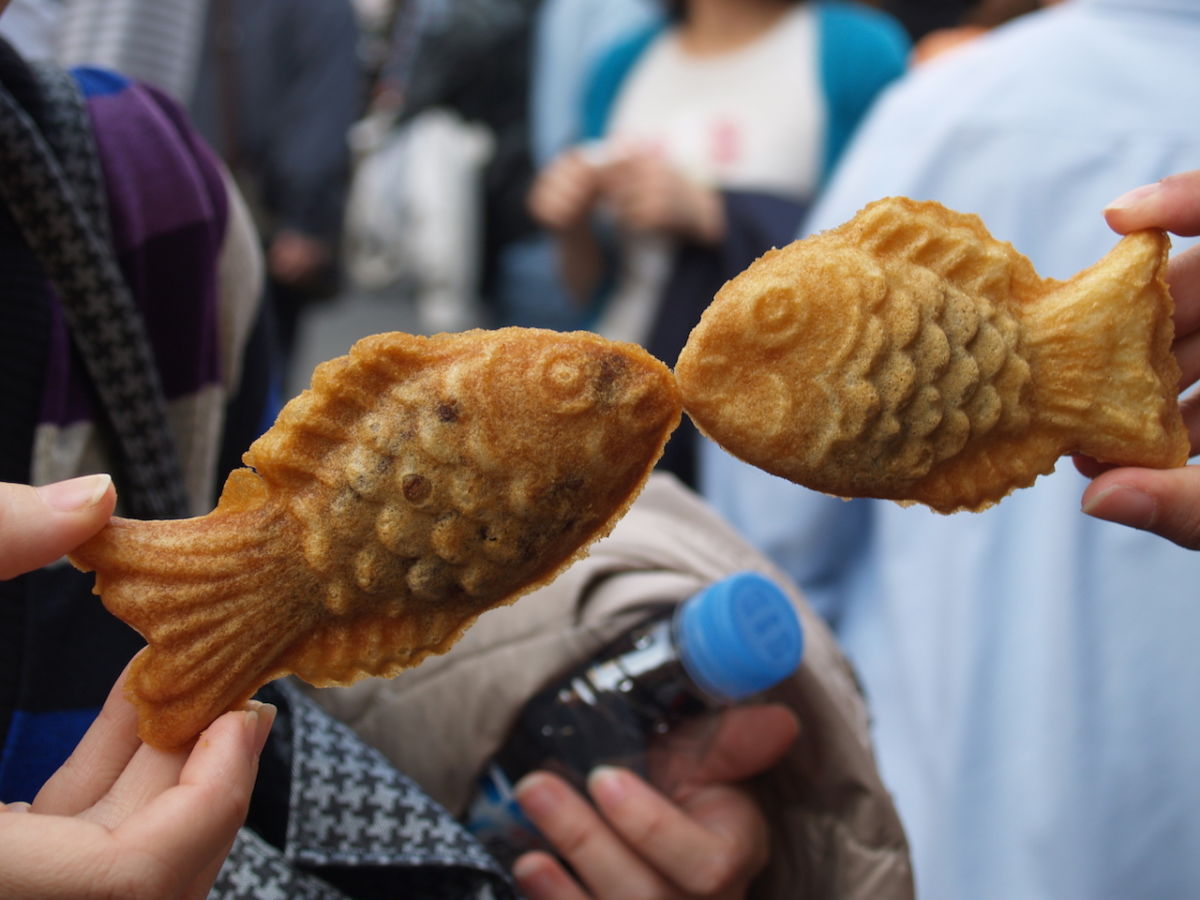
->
[676, 572, 804, 702]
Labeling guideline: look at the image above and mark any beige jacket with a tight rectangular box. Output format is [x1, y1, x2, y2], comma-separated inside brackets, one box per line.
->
[306, 474, 913, 899]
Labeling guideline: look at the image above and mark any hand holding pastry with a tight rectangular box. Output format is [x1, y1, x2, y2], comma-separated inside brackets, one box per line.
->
[0, 477, 272, 899]
[1078, 173, 1200, 547]
[1, 671, 272, 900]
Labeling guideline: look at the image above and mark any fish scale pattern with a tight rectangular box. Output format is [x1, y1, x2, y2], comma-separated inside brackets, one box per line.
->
[830, 206, 1034, 483]
[242, 330, 678, 655]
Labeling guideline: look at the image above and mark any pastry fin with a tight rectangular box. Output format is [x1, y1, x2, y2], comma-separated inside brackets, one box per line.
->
[69, 471, 313, 749]
[1023, 230, 1188, 467]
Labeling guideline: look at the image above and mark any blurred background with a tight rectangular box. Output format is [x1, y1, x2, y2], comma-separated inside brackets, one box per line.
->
[0, 0, 1017, 401]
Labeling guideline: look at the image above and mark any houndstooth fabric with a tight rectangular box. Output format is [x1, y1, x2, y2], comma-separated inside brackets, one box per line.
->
[0, 70, 188, 519]
[212, 682, 515, 900]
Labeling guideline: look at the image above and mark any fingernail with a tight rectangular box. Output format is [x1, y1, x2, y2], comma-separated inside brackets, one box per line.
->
[244, 701, 276, 756]
[512, 853, 556, 892]
[513, 772, 561, 821]
[1082, 483, 1157, 528]
[1106, 181, 1160, 212]
[587, 765, 632, 806]
[37, 474, 113, 511]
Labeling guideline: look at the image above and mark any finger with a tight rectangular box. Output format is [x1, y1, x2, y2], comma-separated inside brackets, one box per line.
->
[34, 663, 142, 815]
[185, 831, 242, 900]
[79, 741, 190, 829]
[1105, 171, 1200, 236]
[589, 766, 767, 896]
[512, 851, 590, 900]
[514, 771, 668, 898]
[0, 475, 115, 579]
[683, 704, 800, 786]
[1174, 327, 1200, 391]
[1168, 243, 1200, 338]
[110, 704, 274, 892]
[1081, 466, 1200, 549]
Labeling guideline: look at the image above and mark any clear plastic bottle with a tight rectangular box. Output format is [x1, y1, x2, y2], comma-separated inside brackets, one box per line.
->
[463, 571, 804, 867]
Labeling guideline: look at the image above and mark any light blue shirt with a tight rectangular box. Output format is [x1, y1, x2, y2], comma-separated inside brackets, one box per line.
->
[702, 2, 1200, 898]
[528, 0, 657, 167]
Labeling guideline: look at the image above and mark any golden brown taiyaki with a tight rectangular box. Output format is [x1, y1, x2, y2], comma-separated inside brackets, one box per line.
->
[71, 328, 682, 749]
[676, 197, 1189, 513]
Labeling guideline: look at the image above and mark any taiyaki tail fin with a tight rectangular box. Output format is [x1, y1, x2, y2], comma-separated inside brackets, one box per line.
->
[69, 469, 314, 749]
[1022, 230, 1189, 467]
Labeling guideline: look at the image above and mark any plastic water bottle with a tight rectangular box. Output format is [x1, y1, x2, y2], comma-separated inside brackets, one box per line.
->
[463, 571, 804, 866]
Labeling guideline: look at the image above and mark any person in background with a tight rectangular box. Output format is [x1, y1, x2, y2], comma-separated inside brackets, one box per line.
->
[528, 0, 909, 486]
[700, 2, 1200, 899]
[55, 0, 208, 101]
[908, 0, 1058, 64]
[188, 0, 364, 370]
[0, 0, 286, 888]
[491, 0, 658, 332]
[0, 0, 59, 59]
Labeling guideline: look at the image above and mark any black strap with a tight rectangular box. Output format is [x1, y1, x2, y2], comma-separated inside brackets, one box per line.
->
[0, 67, 189, 519]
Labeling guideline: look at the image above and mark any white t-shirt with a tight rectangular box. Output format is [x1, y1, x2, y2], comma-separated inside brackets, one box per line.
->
[594, 5, 824, 344]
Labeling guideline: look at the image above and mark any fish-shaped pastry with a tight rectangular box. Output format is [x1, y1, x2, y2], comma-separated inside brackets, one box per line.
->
[676, 196, 1189, 513]
[71, 328, 682, 749]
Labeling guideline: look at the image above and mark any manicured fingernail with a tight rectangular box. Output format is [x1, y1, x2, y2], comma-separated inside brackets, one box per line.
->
[1082, 484, 1157, 528]
[1106, 181, 1160, 212]
[587, 765, 632, 806]
[37, 474, 113, 511]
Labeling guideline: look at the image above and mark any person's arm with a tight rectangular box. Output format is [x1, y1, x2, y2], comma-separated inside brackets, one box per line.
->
[511, 704, 799, 900]
[528, 148, 609, 303]
[0, 477, 273, 899]
[1077, 172, 1200, 547]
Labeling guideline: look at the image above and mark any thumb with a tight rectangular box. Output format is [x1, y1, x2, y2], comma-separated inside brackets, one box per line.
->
[688, 704, 800, 785]
[0, 475, 116, 579]
[1082, 466, 1200, 550]
[1105, 171, 1200, 237]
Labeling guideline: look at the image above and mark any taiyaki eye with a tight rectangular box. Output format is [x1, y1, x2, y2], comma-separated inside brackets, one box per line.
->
[529, 347, 597, 414]
[748, 286, 806, 349]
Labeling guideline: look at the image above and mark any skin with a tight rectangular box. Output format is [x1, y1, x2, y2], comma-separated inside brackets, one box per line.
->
[1078, 171, 1200, 548]
[0, 476, 274, 899]
[512, 704, 800, 900]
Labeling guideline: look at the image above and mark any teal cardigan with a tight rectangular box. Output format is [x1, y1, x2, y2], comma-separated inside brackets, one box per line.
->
[580, 0, 910, 184]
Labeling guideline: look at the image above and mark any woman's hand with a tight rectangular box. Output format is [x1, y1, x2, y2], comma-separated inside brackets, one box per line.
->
[511, 703, 799, 900]
[0, 476, 275, 898]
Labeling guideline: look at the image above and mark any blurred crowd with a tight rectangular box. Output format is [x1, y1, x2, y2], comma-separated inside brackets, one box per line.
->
[2, 1, 1200, 899]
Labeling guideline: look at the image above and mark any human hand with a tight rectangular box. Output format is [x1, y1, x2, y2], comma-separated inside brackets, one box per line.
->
[510, 703, 799, 900]
[528, 147, 606, 232]
[0, 475, 275, 898]
[268, 229, 332, 286]
[0, 474, 116, 579]
[0, 671, 274, 899]
[1077, 172, 1200, 547]
[599, 146, 723, 244]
